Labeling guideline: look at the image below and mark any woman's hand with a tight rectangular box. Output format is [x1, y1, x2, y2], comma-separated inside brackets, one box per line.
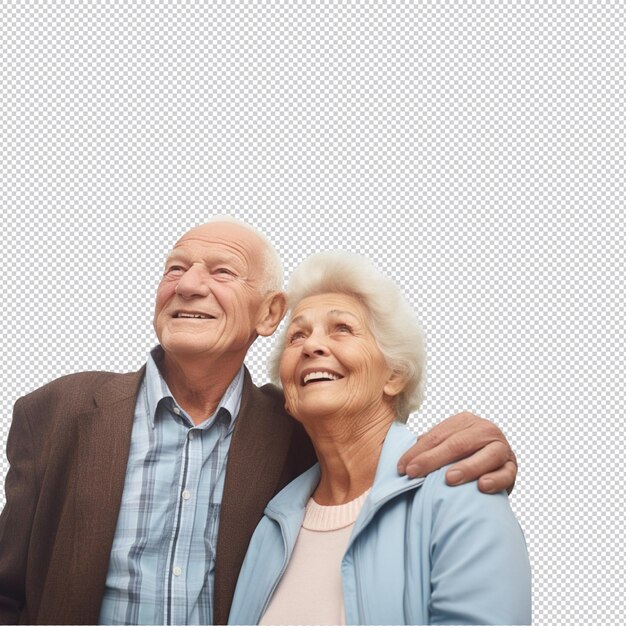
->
[396, 412, 517, 494]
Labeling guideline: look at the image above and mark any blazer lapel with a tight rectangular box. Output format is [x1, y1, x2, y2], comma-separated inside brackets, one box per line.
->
[37, 368, 145, 625]
[213, 370, 297, 625]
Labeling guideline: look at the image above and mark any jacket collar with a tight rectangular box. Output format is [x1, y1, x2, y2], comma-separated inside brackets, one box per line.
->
[264, 422, 424, 532]
[354, 422, 425, 537]
[368, 421, 425, 504]
[92, 366, 146, 407]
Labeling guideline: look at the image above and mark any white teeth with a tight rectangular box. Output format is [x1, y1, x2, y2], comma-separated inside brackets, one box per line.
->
[303, 371, 340, 384]
[177, 313, 210, 319]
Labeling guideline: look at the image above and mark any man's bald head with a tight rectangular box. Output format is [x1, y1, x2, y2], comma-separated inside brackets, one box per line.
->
[202, 215, 283, 294]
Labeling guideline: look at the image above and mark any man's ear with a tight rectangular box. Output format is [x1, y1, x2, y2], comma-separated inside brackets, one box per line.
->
[256, 291, 288, 337]
[383, 369, 408, 398]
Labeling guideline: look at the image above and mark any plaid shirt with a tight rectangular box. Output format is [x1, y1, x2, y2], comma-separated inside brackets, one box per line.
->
[98, 347, 243, 625]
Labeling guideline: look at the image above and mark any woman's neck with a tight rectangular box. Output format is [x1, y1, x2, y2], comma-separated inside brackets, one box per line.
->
[303, 408, 395, 505]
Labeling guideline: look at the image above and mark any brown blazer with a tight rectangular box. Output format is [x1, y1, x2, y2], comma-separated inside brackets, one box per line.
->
[0, 367, 316, 625]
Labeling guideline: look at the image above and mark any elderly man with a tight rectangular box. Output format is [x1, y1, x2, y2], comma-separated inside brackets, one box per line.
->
[0, 218, 517, 625]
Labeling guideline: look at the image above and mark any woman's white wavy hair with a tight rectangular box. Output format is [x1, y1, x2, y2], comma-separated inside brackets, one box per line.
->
[269, 251, 425, 422]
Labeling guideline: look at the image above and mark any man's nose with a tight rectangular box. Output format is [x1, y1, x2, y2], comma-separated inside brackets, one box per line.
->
[174, 264, 211, 298]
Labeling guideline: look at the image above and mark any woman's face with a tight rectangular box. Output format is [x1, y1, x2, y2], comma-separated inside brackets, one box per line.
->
[279, 292, 401, 423]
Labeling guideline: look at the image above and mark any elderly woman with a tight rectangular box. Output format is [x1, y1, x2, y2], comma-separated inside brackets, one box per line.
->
[229, 251, 531, 625]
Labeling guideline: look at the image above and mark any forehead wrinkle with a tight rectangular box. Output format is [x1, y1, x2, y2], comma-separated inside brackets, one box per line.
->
[327, 309, 361, 320]
[173, 232, 261, 276]
[177, 231, 262, 258]
[288, 309, 362, 328]
[168, 244, 246, 270]
[288, 314, 306, 327]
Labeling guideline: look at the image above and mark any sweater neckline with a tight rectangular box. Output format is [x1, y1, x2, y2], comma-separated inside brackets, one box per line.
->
[302, 488, 371, 531]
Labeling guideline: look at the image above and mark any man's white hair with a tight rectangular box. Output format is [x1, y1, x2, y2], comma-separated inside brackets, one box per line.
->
[207, 215, 284, 294]
[269, 250, 425, 421]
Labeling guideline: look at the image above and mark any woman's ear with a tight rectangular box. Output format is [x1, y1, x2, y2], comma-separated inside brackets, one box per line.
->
[256, 292, 288, 337]
[383, 369, 408, 398]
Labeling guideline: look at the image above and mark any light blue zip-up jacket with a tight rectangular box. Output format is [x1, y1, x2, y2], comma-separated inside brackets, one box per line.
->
[229, 422, 531, 625]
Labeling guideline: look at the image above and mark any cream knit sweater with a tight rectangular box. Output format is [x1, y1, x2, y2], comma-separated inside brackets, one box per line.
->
[260, 489, 371, 626]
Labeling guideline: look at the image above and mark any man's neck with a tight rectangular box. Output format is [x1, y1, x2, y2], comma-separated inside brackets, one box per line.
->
[159, 352, 243, 425]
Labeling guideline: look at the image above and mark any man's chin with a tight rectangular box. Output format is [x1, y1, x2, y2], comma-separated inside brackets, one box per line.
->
[160, 335, 218, 356]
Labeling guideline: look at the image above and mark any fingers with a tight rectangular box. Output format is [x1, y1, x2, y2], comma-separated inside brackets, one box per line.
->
[397, 411, 519, 496]
[402, 435, 516, 489]
[402, 429, 487, 478]
[396, 437, 439, 474]
[445, 444, 518, 493]
[397, 412, 478, 473]
[476, 460, 518, 494]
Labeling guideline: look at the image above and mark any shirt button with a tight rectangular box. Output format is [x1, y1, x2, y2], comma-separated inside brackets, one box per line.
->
[173, 566, 182, 576]
[182, 489, 191, 501]
[173, 407, 181, 415]
[188, 431, 195, 440]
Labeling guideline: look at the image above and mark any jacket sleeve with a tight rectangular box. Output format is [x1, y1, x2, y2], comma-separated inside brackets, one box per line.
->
[426, 468, 532, 625]
[0, 398, 38, 625]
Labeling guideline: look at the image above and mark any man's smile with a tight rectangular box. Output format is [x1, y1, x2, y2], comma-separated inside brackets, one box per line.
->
[172, 311, 216, 320]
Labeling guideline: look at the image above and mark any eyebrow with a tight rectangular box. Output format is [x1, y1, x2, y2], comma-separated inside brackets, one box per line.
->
[165, 250, 189, 263]
[289, 309, 361, 326]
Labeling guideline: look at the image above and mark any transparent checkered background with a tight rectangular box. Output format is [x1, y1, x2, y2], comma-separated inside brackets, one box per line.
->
[2, 2, 624, 624]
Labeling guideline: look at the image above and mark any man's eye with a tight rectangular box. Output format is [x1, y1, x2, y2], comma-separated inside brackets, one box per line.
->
[165, 266, 185, 276]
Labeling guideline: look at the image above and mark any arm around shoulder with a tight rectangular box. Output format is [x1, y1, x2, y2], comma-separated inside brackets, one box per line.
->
[425, 468, 531, 625]
[0, 397, 39, 624]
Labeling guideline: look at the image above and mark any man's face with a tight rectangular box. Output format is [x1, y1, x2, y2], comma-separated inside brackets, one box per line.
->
[153, 222, 269, 363]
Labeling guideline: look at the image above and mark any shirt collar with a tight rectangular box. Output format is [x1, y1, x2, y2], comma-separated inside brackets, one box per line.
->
[144, 345, 244, 431]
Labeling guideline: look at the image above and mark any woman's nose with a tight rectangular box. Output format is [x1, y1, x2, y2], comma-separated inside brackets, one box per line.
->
[302, 331, 330, 357]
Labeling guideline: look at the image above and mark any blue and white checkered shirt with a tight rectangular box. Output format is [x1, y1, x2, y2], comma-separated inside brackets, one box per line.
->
[98, 347, 244, 625]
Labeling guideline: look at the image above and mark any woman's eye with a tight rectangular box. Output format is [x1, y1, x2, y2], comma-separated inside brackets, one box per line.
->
[336, 324, 353, 333]
[288, 331, 306, 343]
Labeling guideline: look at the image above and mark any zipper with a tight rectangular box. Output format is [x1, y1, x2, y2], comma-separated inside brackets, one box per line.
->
[346, 481, 423, 624]
[353, 541, 367, 625]
[350, 481, 422, 547]
[256, 514, 293, 621]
